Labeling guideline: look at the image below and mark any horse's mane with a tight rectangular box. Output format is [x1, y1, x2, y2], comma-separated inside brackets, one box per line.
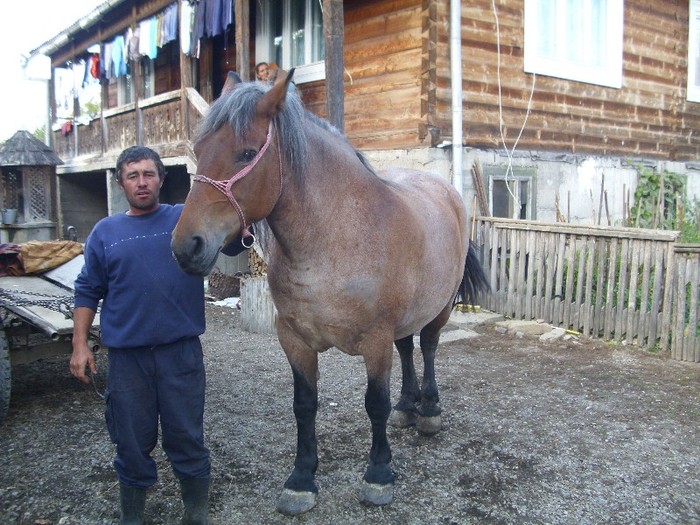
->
[195, 82, 377, 180]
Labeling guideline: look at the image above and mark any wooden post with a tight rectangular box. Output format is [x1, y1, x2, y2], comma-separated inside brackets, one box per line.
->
[179, 0, 194, 140]
[324, 0, 345, 131]
[235, 0, 250, 80]
[199, 39, 214, 103]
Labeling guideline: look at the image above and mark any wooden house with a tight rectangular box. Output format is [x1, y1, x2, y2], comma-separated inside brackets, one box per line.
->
[26, 0, 700, 242]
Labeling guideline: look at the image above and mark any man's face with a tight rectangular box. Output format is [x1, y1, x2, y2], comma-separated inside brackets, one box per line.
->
[118, 158, 163, 215]
[256, 64, 269, 81]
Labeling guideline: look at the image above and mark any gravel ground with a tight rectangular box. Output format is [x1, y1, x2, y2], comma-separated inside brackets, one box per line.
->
[1, 303, 700, 525]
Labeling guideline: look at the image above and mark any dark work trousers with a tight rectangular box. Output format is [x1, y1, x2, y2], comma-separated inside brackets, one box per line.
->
[105, 336, 211, 488]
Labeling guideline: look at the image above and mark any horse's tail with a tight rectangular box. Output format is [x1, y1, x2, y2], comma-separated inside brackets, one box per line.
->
[455, 241, 491, 307]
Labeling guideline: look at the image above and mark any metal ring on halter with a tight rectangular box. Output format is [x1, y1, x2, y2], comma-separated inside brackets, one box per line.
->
[242, 233, 256, 248]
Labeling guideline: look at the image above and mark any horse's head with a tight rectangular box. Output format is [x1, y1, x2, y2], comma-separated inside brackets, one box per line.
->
[172, 69, 296, 275]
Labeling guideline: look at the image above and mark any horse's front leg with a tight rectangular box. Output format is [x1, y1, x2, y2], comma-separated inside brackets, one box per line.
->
[359, 340, 395, 506]
[276, 329, 319, 516]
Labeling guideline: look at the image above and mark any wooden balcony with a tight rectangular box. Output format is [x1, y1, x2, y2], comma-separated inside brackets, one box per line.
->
[51, 88, 208, 169]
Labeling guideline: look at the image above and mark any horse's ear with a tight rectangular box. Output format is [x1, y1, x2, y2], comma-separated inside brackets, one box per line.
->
[221, 71, 242, 96]
[257, 68, 296, 118]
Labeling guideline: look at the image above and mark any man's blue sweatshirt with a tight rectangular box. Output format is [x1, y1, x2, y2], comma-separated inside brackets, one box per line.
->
[74, 204, 205, 349]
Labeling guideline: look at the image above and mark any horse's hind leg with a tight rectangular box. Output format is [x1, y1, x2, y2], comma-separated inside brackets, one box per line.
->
[359, 339, 395, 506]
[415, 304, 452, 436]
[388, 335, 420, 428]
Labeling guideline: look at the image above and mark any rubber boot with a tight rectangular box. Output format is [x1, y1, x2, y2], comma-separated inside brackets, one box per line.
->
[180, 476, 210, 525]
[119, 483, 146, 525]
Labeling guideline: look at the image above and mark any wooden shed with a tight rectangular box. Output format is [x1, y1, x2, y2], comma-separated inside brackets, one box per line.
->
[0, 130, 63, 243]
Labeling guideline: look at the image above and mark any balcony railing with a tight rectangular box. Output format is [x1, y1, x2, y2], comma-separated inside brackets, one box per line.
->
[52, 88, 208, 162]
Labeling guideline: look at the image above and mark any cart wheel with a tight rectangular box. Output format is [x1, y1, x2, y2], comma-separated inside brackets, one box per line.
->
[0, 329, 10, 425]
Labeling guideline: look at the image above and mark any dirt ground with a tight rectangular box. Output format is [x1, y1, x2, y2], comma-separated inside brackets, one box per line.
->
[1, 303, 700, 525]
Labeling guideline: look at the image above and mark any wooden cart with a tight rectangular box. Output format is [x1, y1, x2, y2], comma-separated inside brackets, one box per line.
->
[0, 255, 101, 424]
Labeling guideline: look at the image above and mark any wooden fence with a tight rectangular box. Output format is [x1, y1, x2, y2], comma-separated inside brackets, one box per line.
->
[474, 218, 700, 362]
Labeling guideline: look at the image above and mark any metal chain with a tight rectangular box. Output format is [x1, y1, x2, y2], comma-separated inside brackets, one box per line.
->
[0, 288, 74, 318]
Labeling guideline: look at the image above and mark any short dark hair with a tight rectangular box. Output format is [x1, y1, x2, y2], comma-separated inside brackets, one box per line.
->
[115, 146, 166, 182]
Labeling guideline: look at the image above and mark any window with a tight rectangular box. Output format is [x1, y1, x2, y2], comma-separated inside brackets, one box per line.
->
[117, 70, 134, 106]
[688, 0, 700, 101]
[486, 168, 535, 220]
[524, 0, 624, 88]
[256, 0, 325, 84]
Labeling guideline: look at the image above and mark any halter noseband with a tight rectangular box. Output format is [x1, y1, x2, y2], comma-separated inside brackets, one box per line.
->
[193, 121, 281, 248]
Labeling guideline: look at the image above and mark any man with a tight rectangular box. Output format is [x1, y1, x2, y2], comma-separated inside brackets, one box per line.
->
[70, 146, 210, 525]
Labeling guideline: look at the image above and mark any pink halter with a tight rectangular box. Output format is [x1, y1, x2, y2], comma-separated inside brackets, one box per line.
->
[193, 121, 280, 248]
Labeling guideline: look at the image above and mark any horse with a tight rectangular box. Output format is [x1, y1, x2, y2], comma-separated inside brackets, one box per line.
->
[171, 70, 489, 516]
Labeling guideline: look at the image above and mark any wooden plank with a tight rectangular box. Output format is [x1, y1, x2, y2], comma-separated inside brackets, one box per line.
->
[516, 230, 527, 319]
[638, 241, 653, 346]
[688, 254, 700, 362]
[660, 247, 676, 352]
[648, 244, 665, 346]
[553, 234, 566, 325]
[583, 237, 595, 337]
[615, 239, 630, 340]
[506, 229, 517, 317]
[563, 235, 577, 330]
[543, 233, 557, 324]
[594, 237, 606, 338]
[673, 259, 687, 360]
[626, 240, 642, 343]
[524, 231, 536, 319]
[495, 227, 505, 313]
[604, 238, 619, 340]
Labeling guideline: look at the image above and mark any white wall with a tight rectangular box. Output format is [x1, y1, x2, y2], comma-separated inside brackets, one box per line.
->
[365, 147, 700, 227]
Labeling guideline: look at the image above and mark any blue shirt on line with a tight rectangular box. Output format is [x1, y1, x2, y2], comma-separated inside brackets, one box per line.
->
[74, 204, 206, 349]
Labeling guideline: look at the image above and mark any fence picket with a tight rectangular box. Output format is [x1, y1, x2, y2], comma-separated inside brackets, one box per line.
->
[603, 238, 618, 340]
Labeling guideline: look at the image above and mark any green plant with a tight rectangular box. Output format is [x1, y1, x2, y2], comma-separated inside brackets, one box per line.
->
[629, 164, 688, 231]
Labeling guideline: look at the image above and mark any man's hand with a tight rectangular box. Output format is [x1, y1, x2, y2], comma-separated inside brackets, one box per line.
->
[70, 342, 96, 384]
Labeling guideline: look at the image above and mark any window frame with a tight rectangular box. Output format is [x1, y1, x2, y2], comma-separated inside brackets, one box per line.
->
[523, 0, 624, 89]
[486, 167, 535, 221]
[255, 0, 325, 84]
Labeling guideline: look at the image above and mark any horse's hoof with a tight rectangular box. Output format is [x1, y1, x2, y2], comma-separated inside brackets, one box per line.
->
[388, 408, 416, 428]
[276, 488, 316, 516]
[358, 481, 393, 506]
[416, 414, 442, 435]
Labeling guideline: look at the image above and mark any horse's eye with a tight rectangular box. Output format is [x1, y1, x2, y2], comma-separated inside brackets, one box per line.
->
[238, 149, 258, 164]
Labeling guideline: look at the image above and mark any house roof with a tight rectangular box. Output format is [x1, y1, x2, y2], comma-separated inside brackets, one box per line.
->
[30, 0, 127, 57]
[0, 131, 63, 167]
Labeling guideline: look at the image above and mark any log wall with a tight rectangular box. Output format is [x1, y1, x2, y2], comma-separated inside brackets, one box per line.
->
[445, 0, 700, 160]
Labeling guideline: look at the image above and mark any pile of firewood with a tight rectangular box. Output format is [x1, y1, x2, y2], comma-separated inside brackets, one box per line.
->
[248, 248, 267, 277]
[208, 270, 242, 299]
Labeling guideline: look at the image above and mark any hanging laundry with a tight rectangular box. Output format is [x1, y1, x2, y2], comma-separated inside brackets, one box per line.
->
[101, 42, 112, 79]
[89, 54, 100, 79]
[160, 3, 178, 46]
[193, 0, 206, 42]
[128, 26, 141, 60]
[181, 0, 194, 55]
[220, 0, 232, 36]
[112, 34, 127, 77]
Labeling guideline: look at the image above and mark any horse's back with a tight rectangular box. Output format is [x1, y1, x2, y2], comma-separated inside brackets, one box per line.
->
[377, 167, 467, 237]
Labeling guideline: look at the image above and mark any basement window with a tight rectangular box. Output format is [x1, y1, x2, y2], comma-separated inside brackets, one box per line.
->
[523, 0, 624, 88]
[688, 0, 700, 102]
[485, 167, 535, 220]
[256, 0, 325, 84]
